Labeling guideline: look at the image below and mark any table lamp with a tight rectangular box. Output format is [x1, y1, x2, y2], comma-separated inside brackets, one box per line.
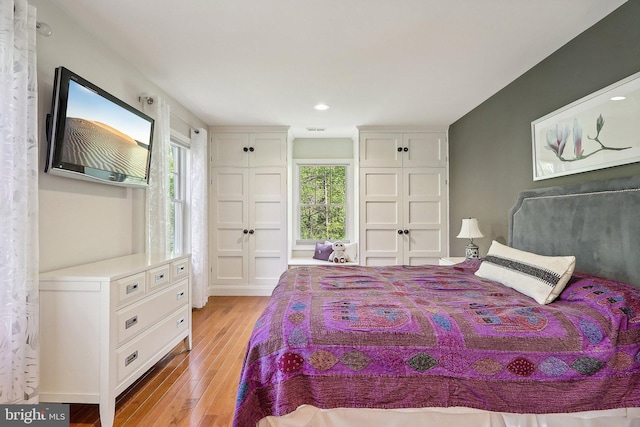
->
[457, 218, 484, 259]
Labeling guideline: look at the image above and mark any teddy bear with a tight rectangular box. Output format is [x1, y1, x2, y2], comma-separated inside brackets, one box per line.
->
[329, 241, 348, 263]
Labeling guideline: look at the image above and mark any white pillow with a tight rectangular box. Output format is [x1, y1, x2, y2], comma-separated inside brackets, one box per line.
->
[475, 241, 576, 304]
[344, 242, 358, 262]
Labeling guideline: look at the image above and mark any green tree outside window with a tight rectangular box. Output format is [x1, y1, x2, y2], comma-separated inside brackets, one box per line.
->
[299, 165, 346, 241]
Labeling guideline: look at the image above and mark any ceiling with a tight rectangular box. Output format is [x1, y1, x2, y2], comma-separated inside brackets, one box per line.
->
[49, 0, 626, 137]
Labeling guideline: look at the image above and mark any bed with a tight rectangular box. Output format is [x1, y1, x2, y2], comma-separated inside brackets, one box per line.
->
[233, 176, 640, 427]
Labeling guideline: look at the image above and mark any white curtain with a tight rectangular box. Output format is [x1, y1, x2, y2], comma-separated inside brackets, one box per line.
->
[190, 128, 208, 308]
[143, 96, 170, 254]
[0, 0, 40, 403]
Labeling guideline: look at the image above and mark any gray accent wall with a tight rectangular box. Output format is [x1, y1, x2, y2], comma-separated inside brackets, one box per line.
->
[448, 1, 640, 258]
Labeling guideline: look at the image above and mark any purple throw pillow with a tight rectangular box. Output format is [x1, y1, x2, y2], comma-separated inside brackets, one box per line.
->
[313, 242, 333, 261]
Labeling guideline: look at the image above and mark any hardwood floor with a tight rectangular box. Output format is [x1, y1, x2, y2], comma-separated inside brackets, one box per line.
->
[68, 296, 269, 427]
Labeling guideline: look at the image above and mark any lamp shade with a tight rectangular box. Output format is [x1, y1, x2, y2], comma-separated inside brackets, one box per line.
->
[456, 218, 484, 239]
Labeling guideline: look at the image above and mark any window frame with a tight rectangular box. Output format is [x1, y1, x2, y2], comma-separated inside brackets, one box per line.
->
[168, 132, 191, 254]
[292, 159, 353, 249]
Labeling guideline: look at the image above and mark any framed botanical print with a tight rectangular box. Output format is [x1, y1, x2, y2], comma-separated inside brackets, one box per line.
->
[532, 71, 640, 181]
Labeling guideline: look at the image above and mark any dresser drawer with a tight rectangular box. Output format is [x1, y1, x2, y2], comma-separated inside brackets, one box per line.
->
[116, 279, 189, 345]
[171, 258, 189, 281]
[116, 304, 190, 384]
[115, 272, 146, 307]
[147, 264, 171, 290]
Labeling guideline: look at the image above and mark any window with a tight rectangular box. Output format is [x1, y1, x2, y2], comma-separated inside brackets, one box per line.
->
[169, 140, 189, 253]
[295, 161, 351, 244]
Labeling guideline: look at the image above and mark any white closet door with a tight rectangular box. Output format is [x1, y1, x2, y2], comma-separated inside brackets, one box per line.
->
[210, 168, 249, 286]
[249, 133, 287, 167]
[359, 168, 403, 266]
[403, 168, 448, 265]
[249, 167, 287, 286]
[210, 133, 250, 167]
[359, 133, 403, 168]
[402, 133, 447, 167]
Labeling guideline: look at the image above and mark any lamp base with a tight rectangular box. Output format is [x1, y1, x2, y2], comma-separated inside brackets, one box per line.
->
[465, 242, 480, 259]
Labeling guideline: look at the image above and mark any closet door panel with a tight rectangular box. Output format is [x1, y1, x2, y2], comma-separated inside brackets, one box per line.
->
[363, 229, 403, 266]
[359, 168, 404, 266]
[249, 168, 287, 286]
[403, 168, 447, 265]
[215, 255, 246, 280]
[359, 133, 403, 167]
[211, 168, 249, 286]
[403, 132, 447, 167]
[211, 133, 250, 167]
[249, 133, 287, 167]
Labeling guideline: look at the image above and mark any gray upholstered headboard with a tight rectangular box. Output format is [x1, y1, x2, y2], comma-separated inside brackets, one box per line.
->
[509, 175, 640, 288]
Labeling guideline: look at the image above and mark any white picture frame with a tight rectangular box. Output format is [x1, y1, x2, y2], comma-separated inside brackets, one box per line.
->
[531, 71, 640, 181]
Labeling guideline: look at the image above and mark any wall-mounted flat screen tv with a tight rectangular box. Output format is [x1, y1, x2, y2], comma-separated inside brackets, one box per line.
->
[45, 66, 154, 188]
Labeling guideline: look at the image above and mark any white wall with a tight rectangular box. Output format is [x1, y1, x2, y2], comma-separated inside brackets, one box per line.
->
[33, 0, 206, 272]
[292, 138, 354, 159]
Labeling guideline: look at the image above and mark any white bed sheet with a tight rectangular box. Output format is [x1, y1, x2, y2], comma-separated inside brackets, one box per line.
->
[258, 405, 640, 427]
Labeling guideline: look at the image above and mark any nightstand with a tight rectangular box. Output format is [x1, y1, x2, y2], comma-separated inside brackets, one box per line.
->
[439, 257, 466, 266]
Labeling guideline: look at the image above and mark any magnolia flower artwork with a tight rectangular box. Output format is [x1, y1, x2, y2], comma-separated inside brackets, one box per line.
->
[545, 114, 631, 162]
[532, 71, 640, 181]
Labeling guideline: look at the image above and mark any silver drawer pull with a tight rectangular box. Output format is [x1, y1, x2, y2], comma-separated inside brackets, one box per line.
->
[176, 291, 185, 300]
[125, 315, 138, 329]
[125, 351, 138, 366]
[176, 317, 185, 328]
[126, 282, 139, 294]
[155, 273, 165, 282]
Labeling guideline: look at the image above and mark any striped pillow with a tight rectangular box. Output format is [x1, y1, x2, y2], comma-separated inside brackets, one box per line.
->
[475, 241, 576, 304]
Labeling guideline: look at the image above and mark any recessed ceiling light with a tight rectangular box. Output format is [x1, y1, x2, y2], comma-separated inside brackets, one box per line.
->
[314, 103, 330, 111]
[611, 96, 626, 101]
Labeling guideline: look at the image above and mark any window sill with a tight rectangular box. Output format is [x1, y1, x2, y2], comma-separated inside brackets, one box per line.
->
[288, 257, 359, 268]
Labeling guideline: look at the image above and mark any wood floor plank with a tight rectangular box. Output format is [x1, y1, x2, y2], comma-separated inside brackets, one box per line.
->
[179, 299, 264, 427]
[67, 296, 269, 427]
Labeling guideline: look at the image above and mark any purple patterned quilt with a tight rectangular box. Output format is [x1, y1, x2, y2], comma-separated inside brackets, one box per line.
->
[233, 261, 640, 426]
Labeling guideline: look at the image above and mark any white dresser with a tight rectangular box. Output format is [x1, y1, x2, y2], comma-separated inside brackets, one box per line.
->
[39, 253, 192, 427]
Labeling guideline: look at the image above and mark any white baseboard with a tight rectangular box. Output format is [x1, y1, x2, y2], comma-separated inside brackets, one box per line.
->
[208, 284, 275, 296]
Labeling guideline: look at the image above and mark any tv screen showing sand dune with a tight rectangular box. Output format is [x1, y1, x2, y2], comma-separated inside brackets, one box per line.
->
[61, 79, 153, 179]
[62, 117, 149, 178]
